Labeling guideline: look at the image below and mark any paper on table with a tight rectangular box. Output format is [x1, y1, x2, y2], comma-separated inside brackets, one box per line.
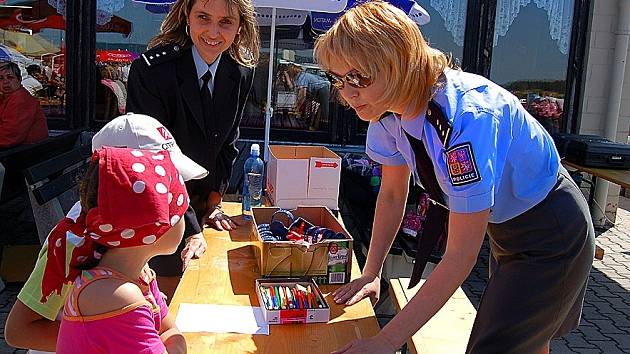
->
[175, 304, 269, 335]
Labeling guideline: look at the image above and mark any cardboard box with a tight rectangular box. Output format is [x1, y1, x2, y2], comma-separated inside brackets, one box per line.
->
[266, 145, 341, 210]
[252, 206, 352, 284]
[256, 277, 329, 324]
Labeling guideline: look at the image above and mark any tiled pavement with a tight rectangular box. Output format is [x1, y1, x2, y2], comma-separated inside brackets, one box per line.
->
[1, 202, 630, 353]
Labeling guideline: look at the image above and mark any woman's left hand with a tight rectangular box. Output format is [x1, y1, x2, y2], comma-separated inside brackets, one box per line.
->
[332, 336, 397, 354]
[203, 207, 240, 231]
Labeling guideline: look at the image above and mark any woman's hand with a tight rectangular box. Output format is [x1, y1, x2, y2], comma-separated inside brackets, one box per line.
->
[202, 207, 240, 231]
[332, 335, 397, 354]
[332, 272, 380, 305]
[180, 233, 207, 271]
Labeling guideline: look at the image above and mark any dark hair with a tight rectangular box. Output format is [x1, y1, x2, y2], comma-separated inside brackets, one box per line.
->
[0, 61, 21, 80]
[26, 64, 41, 76]
[79, 158, 99, 213]
[77, 158, 107, 269]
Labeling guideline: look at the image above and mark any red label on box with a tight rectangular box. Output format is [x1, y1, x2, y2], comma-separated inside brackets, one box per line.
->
[280, 309, 307, 324]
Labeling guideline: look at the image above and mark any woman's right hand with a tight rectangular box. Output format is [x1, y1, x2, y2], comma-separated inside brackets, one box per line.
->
[333, 273, 381, 306]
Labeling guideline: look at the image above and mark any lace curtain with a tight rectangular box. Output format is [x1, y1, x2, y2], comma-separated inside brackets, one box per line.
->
[427, 0, 573, 54]
[48, 0, 126, 25]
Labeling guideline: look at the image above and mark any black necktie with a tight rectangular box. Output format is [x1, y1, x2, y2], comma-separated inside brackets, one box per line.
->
[200, 70, 214, 134]
[403, 101, 449, 289]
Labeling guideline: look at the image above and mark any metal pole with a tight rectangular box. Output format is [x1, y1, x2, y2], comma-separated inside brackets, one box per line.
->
[263, 7, 277, 162]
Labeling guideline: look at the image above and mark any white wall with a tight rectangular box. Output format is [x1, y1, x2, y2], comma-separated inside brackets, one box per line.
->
[579, 0, 630, 225]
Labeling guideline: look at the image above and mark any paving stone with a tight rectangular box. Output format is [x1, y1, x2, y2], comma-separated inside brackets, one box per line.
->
[578, 326, 612, 341]
[565, 333, 598, 349]
[590, 340, 624, 353]
[591, 319, 627, 334]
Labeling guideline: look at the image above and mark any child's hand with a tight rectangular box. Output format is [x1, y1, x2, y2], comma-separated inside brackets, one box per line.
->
[180, 233, 207, 271]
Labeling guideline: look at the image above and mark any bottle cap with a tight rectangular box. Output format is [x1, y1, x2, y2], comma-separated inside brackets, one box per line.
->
[250, 143, 260, 157]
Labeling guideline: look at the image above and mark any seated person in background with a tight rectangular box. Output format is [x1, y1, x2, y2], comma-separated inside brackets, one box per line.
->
[22, 64, 44, 96]
[284, 63, 331, 131]
[0, 61, 48, 148]
[100, 65, 126, 114]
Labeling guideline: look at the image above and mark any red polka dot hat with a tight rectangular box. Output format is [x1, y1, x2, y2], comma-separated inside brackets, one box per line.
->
[41, 146, 189, 302]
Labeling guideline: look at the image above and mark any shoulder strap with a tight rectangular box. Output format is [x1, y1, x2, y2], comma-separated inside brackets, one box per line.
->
[403, 101, 450, 289]
[141, 43, 185, 67]
[426, 100, 452, 148]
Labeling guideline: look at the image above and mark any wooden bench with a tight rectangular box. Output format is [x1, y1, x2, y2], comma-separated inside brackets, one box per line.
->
[389, 278, 477, 354]
[22, 142, 92, 243]
[0, 129, 85, 205]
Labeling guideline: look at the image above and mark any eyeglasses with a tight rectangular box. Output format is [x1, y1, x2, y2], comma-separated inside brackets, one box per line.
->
[326, 70, 373, 90]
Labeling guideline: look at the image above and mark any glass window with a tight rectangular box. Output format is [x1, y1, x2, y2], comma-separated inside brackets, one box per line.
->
[1, 0, 66, 125]
[241, 16, 341, 144]
[490, 0, 574, 134]
[94, 0, 166, 124]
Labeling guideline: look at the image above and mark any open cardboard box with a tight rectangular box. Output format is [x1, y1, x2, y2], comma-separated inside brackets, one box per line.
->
[251, 206, 352, 284]
[266, 145, 341, 210]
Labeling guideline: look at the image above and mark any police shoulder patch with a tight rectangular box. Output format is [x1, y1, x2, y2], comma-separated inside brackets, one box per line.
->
[445, 142, 480, 186]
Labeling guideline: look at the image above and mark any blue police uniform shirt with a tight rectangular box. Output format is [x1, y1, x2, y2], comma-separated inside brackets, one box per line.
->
[192, 45, 221, 93]
[366, 69, 560, 223]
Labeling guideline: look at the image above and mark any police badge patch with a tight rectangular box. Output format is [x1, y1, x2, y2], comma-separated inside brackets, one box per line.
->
[446, 142, 480, 186]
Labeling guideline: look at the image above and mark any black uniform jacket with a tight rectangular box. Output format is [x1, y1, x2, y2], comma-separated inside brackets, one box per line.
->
[127, 43, 254, 235]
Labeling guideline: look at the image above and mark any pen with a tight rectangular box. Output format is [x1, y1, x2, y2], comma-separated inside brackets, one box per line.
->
[291, 287, 300, 309]
[285, 286, 294, 309]
[260, 286, 269, 309]
[265, 287, 275, 310]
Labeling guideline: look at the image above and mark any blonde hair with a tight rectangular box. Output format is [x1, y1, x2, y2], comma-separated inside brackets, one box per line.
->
[148, 0, 260, 67]
[314, 1, 452, 117]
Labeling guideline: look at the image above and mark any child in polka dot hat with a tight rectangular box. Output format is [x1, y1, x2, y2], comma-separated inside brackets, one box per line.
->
[43, 146, 189, 354]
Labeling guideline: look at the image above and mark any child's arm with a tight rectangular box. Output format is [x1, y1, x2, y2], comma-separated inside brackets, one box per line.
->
[5, 300, 59, 351]
[159, 313, 187, 354]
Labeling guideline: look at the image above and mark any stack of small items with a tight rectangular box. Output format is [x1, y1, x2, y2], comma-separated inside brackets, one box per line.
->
[256, 209, 346, 245]
[256, 278, 330, 324]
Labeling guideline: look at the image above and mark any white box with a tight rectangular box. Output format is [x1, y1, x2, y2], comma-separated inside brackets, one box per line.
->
[266, 145, 341, 210]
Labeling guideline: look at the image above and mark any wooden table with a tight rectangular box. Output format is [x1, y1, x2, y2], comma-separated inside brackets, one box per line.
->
[169, 202, 380, 353]
[389, 278, 476, 354]
[562, 160, 627, 259]
[562, 160, 630, 189]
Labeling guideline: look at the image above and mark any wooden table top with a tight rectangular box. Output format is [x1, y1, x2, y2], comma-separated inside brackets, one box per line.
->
[562, 160, 630, 189]
[168, 202, 380, 353]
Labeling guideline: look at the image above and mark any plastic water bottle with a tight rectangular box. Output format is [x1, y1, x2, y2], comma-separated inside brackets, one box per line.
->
[242, 144, 264, 219]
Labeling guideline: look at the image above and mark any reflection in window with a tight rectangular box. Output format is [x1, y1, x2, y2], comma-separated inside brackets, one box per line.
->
[241, 22, 338, 142]
[94, 0, 165, 123]
[490, 1, 574, 134]
[0, 0, 66, 125]
[418, 0, 468, 58]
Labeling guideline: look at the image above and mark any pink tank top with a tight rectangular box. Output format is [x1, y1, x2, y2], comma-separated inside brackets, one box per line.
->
[56, 266, 168, 354]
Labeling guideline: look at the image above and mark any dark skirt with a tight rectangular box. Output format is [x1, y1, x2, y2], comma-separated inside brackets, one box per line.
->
[466, 168, 595, 354]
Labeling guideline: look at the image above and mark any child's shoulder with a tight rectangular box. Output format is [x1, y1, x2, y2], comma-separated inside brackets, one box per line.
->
[77, 275, 146, 316]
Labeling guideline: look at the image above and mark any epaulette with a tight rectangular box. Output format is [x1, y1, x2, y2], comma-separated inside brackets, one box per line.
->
[426, 101, 452, 148]
[140, 43, 184, 67]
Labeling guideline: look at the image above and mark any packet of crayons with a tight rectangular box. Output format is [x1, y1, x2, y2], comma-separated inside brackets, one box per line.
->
[256, 277, 330, 324]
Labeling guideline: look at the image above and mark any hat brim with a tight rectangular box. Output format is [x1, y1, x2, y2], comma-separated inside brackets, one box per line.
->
[169, 151, 208, 181]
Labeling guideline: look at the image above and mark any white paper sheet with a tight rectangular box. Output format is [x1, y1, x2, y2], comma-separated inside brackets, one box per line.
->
[175, 304, 269, 335]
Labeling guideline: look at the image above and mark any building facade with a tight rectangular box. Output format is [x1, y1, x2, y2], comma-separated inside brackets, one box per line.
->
[3, 0, 630, 223]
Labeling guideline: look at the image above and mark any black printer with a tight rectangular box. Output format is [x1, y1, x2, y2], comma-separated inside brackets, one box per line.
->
[552, 133, 630, 169]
